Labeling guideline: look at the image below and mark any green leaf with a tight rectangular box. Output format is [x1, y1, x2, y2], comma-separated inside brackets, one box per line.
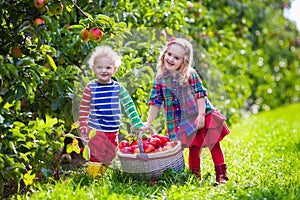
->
[46, 55, 57, 71]
[82, 147, 89, 161]
[66, 139, 80, 154]
[23, 170, 36, 186]
[6, 64, 18, 77]
[41, 168, 52, 179]
[96, 14, 114, 26]
[68, 24, 84, 30]
[18, 25, 35, 34]
[89, 129, 96, 139]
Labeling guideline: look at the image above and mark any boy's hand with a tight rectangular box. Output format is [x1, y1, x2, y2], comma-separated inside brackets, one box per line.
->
[79, 126, 89, 141]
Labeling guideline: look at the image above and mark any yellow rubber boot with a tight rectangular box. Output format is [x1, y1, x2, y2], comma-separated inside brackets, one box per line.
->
[87, 162, 107, 178]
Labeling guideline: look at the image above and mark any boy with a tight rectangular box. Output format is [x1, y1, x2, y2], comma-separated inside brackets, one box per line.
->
[79, 45, 144, 178]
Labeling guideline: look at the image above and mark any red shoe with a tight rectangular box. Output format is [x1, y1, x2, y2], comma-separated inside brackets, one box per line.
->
[190, 168, 201, 181]
[214, 164, 228, 186]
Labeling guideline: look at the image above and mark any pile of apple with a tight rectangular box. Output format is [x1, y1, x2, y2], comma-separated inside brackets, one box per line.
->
[118, 134, 177, 154]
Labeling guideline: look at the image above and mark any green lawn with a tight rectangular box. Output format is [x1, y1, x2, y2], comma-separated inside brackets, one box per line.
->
[19, 103, 300, 200]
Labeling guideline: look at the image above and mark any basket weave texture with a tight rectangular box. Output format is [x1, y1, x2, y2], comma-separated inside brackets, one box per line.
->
[116, 140, 185, 180]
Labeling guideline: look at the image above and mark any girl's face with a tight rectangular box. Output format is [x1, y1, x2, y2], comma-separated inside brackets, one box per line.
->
[92, 56, 116, 84]
[163, 44, 185, 75]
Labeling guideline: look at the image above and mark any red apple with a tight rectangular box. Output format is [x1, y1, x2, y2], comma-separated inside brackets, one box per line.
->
[120, 146, 132, 154]
[142, 137, 149, 144]
[88, 27, 103, 42]
[154, 146, 163, 152]
[131, 140, 138, 146]
[159, 135, 170, 145]
[151, 134, 161, 139]
[163, 141, 172, 147]
[11, 46, 23, 59]
[149, 137, 161, 148]
[143, 143, 155, 153]
[79, 28, 89, 41]
[118, 140, 130, 149]
[33, 18, 45, 28]
[133, 148, 140, 154]
[34, 0, 45, 9]
[131, 138, 147, 146]
[130, 144, 139, 152]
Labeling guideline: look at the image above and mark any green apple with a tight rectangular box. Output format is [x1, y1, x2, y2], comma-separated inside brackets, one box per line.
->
[61, 154, 72, 163]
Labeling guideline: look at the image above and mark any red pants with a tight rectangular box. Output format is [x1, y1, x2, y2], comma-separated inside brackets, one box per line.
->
[88, 130, 118, 166]
[188, 142, 225, 169]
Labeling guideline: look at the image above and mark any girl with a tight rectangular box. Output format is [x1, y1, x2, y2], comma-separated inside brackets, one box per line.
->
[143, 38, 230, 185]
[79, 45, 144, 178]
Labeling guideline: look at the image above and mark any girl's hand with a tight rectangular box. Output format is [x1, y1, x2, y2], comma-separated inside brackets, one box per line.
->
[195, 114, 205, 130]
[136, 122, 155, 135]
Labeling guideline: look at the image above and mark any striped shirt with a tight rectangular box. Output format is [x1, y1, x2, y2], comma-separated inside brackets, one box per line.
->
[79, 81, 143, 133]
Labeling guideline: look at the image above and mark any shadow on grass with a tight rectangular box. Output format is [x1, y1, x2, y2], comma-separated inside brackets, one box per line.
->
[296, 141, 300, 151]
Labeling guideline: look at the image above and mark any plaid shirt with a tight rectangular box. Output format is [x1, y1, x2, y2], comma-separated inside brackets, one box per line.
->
[149, 69, 214, 140]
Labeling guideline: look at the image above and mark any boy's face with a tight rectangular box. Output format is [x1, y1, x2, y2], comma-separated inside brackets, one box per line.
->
[92, 56, 116, 84]
[163, 44, 184, 74]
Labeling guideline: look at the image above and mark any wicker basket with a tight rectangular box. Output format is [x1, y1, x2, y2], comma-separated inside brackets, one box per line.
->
[116, 132, 185, 180]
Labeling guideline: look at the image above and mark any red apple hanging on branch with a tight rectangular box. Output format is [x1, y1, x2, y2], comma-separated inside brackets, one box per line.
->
[79, 28, 89, 41]
[88, 27, 103, 42]
[10, 46, 23, 59]
[34, 0, 45, 9]
[33, 18, 45, 28]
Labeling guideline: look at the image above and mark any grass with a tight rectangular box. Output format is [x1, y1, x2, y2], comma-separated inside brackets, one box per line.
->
[16, 103, 300, 200]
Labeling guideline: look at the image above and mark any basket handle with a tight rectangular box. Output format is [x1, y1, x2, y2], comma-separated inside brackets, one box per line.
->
[136, 130, 152, 160]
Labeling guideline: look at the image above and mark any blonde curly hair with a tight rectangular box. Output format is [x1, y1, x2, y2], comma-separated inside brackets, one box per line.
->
[156, 38, 194, 86]
[88, 45, 121, 69]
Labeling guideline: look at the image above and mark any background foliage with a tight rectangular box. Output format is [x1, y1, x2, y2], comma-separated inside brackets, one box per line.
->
[0, 0, 299, 198]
